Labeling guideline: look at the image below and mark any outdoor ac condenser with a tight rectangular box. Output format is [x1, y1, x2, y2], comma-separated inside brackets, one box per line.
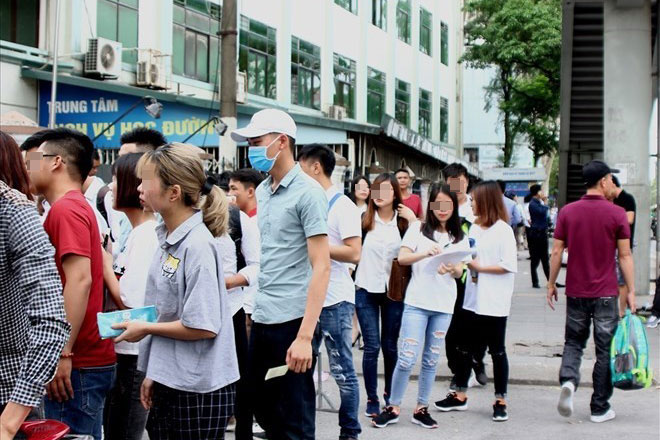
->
[84, 37, 122, 79]
[136, 49, 169, 90]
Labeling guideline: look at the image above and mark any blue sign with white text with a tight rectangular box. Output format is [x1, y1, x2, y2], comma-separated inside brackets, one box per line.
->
[38, 82, 220, 149]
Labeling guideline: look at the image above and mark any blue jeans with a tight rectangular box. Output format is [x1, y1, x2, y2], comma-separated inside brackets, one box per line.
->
[355, 288, 404, 405]
[44, 365, 116, 440]
[319, 301, 361, 438]
[390, 305, 452, 407]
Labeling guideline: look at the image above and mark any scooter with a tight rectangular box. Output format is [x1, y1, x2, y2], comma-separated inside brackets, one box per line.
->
[15, 420, 93, 440]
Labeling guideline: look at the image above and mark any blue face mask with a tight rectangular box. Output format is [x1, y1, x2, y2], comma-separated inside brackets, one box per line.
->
[248, 137, 281, 172]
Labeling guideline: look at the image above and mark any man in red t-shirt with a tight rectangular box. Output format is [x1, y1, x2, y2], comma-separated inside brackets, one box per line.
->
[25, 128, 115, 440]
[395, 168, 422, 219]
[547, 160, 634, 424]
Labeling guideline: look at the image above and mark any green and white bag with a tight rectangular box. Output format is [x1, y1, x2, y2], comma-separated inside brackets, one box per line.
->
[610, 309, 653, 390]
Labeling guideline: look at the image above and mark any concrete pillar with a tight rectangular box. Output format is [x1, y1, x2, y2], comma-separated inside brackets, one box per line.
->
[385, 0, 397, 116]
[276, 0, 292, 106]
[603, 0, 652, 295]
[355, 0, 370, 122]
[321, 0, 335, 112]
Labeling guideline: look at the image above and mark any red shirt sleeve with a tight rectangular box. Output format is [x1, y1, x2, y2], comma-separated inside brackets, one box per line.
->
[615, 209, 631, 240]
[46, 200, 93, 262]
[553, 210, 566, 241]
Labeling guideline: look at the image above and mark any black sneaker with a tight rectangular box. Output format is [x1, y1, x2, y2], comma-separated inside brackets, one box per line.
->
[364, 399, 380, 418]
[473, 367, 488, 386]
[433, 392, 468, 412]
[448, 376, 457, 392]
[371, 407, 399, 428]
[492, 401, 508, 422]
[412, 407, 438, 429]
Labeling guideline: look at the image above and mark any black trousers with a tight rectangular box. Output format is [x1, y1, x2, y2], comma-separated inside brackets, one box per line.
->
[455, 312, 509, 397]
[445, 277, 487, 376]
[528, 228, 550, 286]
[232, 308, 252, 440]
[652, 276, 660, 316]
[248, 318, 319, 440]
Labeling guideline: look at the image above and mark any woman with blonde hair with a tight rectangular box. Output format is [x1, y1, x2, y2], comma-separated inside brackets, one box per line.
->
[112, 143, 239, 439]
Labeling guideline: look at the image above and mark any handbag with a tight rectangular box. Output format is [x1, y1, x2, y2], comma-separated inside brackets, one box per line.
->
[387, 259, 411, 302]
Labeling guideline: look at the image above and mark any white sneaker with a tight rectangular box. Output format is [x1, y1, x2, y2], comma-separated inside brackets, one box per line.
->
[647, 315, 659, 329]
[557, 382, 575, 417]
[591, 409, 616, 423]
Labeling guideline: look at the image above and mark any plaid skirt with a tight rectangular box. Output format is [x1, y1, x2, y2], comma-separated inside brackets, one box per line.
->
[146, 381, 236, 440]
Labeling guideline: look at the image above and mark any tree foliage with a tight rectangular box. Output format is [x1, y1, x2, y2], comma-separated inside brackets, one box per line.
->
[462, 0, 561, 167]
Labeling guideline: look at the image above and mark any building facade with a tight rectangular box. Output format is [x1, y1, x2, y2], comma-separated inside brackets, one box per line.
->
[1, 0, 477, 183]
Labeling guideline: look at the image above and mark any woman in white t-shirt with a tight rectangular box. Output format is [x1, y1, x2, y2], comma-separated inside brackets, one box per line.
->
[102, 153, 159, 439]
[435, 181, 517, 423]
[371, 183, 469, 429]
[354, 173, 416, 417]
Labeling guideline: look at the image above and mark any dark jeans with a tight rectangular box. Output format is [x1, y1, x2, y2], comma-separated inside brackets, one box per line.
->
[559, 296, 619, 415]
[248, 318, 319, 440]
[103, 354, 148, 440]
[319, 301, 361, 438]
[528, 228, 550, 286]
[445, 278, 487, 377]
[456, 313, 509, 398]
[354, 288, 404, 405]
[44, 364, 116, 440]
[232, 308, 252, 440]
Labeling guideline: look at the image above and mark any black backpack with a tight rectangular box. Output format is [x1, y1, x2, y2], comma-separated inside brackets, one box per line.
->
[228, 205, 246, 271]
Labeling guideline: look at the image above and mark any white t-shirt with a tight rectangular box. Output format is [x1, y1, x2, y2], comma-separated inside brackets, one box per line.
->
[458, 196, 475, 223]
[401, 222, 470, 313]
[463, 220, 518, 317]
[242, 213, 259, 314]
[355, 212, 402, 293]
[217, 209, 260, 316]
[325, 187, 361, 307]
[113, 219, 159, 355]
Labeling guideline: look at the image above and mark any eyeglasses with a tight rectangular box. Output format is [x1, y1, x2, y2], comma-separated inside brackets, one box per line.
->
[41, 154, 66, 164]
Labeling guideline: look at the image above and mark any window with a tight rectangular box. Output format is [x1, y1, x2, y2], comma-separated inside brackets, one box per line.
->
[419, 88, 432, 138]
[367, 67, 386, 125]
[396, 0, 411, 44]
[372, 0, 387, 30]
[97, 0, 139, 64]
[441, 22, 449, 65]
[335, 0, 357, 14]
[333, 54, 356, 119]
[172, 0, 221, 84]
[0, 0, 39, 47]
[395, 79, 410, 126]
[291, 37, 321, 110]
[239, 16, 277, 99]
[440, 97, 449, 143]
[419, 8, 432, 56]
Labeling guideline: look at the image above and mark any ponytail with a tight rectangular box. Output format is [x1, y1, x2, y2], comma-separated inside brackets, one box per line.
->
[201, 185, 229, 237]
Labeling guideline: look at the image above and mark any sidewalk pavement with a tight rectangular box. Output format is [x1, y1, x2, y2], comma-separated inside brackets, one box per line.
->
[345, 250, 659, 386]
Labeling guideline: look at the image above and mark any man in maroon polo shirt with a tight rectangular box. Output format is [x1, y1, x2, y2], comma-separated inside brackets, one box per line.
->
[547, 160, 635, 424]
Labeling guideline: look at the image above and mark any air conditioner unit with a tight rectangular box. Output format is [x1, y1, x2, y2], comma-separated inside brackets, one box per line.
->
[328, 105, 347, 120]
[136, 49, 169, 90]
[236, 71, 247, 104]
[84, 37, 122, 78]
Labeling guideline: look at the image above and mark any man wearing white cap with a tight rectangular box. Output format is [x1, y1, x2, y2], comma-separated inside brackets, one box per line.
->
[231, 109, 331, 440]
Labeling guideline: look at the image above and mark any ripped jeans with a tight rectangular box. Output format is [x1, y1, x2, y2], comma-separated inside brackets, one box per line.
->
[389, 305, 452, 407]
[319, 301, 361, 439]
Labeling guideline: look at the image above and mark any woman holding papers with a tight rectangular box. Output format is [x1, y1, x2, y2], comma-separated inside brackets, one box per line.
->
[102, 153, 159, 440]
[434, 181, 517, 423]
[111, 144, 239, 439]
[371, 183, 469, 429]
[355, 173, 415, 417]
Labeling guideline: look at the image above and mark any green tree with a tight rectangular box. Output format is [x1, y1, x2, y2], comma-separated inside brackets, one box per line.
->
[462, 0, 561, 167]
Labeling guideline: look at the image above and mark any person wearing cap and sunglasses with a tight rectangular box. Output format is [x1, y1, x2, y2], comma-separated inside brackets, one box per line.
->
[547, 160, 635, 424]
[231, 109, 331, 440]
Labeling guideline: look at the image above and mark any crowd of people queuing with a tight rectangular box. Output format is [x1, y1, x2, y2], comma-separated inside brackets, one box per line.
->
[0, 107, 645, 440]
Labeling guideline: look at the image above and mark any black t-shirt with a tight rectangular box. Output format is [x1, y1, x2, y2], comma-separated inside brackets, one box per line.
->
[614, 190, 636, 246]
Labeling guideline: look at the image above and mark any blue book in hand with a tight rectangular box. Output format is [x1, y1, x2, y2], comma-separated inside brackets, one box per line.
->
[97, 306, 158, 339]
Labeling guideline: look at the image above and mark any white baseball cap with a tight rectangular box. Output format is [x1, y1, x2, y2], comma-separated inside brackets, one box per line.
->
[230, 108, 297, 142]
